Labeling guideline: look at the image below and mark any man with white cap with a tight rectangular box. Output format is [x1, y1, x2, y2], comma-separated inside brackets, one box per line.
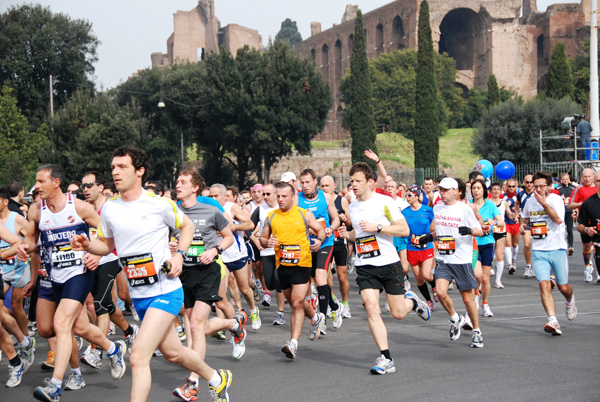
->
[424, 177, 484, 348]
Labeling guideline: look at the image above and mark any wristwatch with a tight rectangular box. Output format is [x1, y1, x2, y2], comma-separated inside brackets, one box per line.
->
[175, 250, 187, 259]
[216, 245, 224, 254]
[377, 224, 383, 233]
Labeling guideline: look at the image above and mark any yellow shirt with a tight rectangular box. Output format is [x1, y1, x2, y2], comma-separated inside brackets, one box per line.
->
[267, 205, 312, 268]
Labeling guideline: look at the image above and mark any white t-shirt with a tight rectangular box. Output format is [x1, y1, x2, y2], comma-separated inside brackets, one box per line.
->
[259, 203, 278, 257]
[221, 202, 248, 263]
[391, 196, 409, 212]
[433, 201, 481, 265]
[521, 193, 567, 251]
[349, 192, 404, 267]
[99, 192, 183, 298]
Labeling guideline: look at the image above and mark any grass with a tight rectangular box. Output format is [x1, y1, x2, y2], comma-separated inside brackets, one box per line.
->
[311, 128, 479, 176]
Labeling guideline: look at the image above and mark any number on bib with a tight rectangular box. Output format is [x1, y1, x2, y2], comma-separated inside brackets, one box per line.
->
[356, 235, 381, 258]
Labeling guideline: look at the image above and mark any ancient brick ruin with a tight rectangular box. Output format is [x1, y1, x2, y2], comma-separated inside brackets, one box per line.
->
[294, 0, 590, 140]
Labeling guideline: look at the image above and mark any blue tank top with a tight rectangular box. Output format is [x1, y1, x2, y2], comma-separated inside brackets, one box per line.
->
[298, 190, 333, 248]
[503, 193, 518, 225]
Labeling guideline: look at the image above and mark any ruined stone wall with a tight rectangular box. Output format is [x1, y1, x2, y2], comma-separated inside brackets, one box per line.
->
[220, 24, 263, 55]
[295, 0, 587, 140]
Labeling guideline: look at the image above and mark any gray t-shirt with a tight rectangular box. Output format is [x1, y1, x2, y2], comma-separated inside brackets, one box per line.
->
[177, 201, 229, 266]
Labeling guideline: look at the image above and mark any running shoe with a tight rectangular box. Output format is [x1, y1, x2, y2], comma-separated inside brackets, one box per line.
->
[80, 345, 102, 370]
[474, 294, 480, 310]
[63, 372, 86, 390]
[6, 360, 26, 388]
[231, 311, 247, 359]
[566, 299, 577, 321]
[177, 326, 186, 342]
[130, 304, 141, 322]
[341, 304, 351, 318]
[28, 321, 37, 337]
[385, 301, 390, 312]
[508, 264, 515, 275]
[495, 280, 504, 289]
[20, 335, 36, 371]
[523, 266, 533, 278]
[33, 378, 61, 402]
[470, 331, 484, 348]
[544, 320, 562, 336]
[250, 307, 261, 330]
[281, 340, 297, 359]
[463, 314, 473, 331]
[427, 300, 435, 313]
[261, 292, 271, 307]
[490, 268, 495, 276]
[108, 322, 116, 335]
[584, 265, 593, 283]
[210, 330, 227, 341]
[173, 378, 198, 401]
[75, 335, 83, 351]
[370, 354, 395, 375]
[403, 276, 411, 290]
[597, 274, 600, 284]
[253, 280, 264, 302]
[309, 313, 324, 341]
[568, 247, 574, 256]
[306, 294, 317, 313]
[347, 256, 355, 274]
[273, 311, 285, 326]
[449, 314, 465, 341]
[332, 302, 343, 329]
[207, 369, 232, 402]
[405, 290, 431, 320]
[482, 304, 494, 317]
[432, 287, 439, 303]
[125, 324, 139, 353]
[153, 349, 163, 357]
[108, 340, 126, 379]
[41, 351, 54, 371]
[551, 277, 557, 289]
[319, 316, 327, 336]
[448, 280, 455, 290]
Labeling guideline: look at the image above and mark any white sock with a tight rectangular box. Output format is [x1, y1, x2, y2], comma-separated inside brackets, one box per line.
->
[512, 245, 519, 264]
[290, 338, 298, 348]
[18, 337, 31, 349]
[496, 260, 504, 281]
[208, 370, 221, 387]
[51, 377, 62, 388]
[504, 248, 511, 266]
[450, 313, 459, 322]
[230, 320, 239, 332]
[250, 307, 257, 314]
[72, 367, 81, 376]
[106, 342, 117, 356]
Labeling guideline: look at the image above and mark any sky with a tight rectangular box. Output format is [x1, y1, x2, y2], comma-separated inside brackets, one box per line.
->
[0, 0, 575, 90]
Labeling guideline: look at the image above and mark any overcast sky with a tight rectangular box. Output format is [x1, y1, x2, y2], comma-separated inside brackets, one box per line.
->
[1, 0, 576, 90]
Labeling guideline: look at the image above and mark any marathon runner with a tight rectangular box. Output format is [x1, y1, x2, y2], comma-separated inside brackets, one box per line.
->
[577, 170, 600, 284]
[517, 174, 535, 278]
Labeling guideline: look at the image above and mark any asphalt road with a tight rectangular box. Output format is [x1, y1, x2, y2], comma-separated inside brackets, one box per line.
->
[4, 236, 599, 402]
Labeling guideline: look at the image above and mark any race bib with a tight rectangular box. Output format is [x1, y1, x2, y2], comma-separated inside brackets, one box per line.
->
[120, 253, 159, 287]
[51, 245, 84, 269]
[316, 217, 327, 230]
[0, 246, 15, 265]
[410, 234, 427, 249]
[493, 225, 505, 234]
[89, 227, 98, 241]
[531, 222, 548, 239]
[279, 245, 301, 265]
[356, 235, 381, 258]
[436, 236, 456, 255]
[186, 240, 205, 264]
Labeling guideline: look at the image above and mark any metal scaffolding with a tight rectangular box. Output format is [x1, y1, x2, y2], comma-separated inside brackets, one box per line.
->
[539, 130, 598, 178]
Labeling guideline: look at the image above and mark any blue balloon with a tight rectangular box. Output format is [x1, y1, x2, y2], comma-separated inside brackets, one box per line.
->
[473, 159, 494, 179]
[495, 160, 516, 180]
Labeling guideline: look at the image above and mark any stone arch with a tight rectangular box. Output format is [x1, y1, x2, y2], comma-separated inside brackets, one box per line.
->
[391, 16, 406, 50]
[439, 8, 485, 71]
[321, 43, 329, 81]
[334, 39, 343, 87]
[375, 23, 384, 56]
[454, 82, 469, 98]
[311, 48, 316, 61]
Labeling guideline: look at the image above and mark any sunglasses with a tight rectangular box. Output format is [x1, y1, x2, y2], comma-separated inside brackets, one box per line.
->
[82, 182, 96, 189]
[507, 185, 516, 188]
[264, 192, 272, 196]
[525, 181, 533, 184]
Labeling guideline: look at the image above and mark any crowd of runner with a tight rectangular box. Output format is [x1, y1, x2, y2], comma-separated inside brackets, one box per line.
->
[0, 146, 596, 401]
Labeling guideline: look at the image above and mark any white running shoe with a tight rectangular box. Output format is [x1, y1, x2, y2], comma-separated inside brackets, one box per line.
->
[490, 268, 495, 276]
[495, 280, 504, 289]
[523, 266, 533, 278]
[566, 299, 577, 321]
[584, 265, 593, 283]
[463, 314, 473, 331]
[482, 304, 494, 317]
[370, 354, 395, 375]
[108, 340, 126, 379]
[341, 304, 351, 318]
[474, 294, 480, 310]
[332, 303, 343, 329]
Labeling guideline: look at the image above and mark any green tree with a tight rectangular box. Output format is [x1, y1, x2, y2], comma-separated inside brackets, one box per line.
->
[0, 87, 48, 185]
[342, 9, 378, 169]
[472, 97, 581, 164]
[487, 74, 500, 108]
[547, 42, 574, 100]
[50, 89, 147, 181]
[414, 0, 440, 168]
[275, 18, 303, 47]
[570, 38, 598, 109]
[0, 4, 98, 126]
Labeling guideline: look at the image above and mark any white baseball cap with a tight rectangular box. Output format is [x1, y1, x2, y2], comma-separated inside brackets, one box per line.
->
[439, 177, 458, 190]
[281, 172, 297, 183]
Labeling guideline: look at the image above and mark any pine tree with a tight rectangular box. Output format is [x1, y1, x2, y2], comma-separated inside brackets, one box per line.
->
[275, 18, 302, 46]
[342, 9, 378, 169]
[414, 1, 440, 168]
[487, 74, 500, 108]
[546, 42, 574, 100]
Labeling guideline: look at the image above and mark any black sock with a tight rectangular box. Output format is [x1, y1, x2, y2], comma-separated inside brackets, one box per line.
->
[380, 349, 392, 360]
[428, 280, 436, 289]
[124, 325, 134, 337]
[418, 283, 432, 302]
[317, 285, 329, 315]
[9, 355, 21, 367]
[327, 285, 339, 310]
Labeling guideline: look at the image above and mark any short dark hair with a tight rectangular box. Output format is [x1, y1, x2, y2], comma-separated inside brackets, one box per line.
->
[38, 164, 65, 189]
[227, 185, 239, 198]
[68, 181, 81, 189]
[103, 182, 117, 193]
[300, 168, 317, 180]
[456, 178, 467, 200]
[471, 179, 488, 199]
[7, 182, 24, 197]
[424, 177, 434, 182]
[275, 181, 296, 194]
[533, 171, 553, 186]
[179, 168, 206, 193]
[82, 171, 105, 184]
[491, 182, 501, 189]
[349, 162, 375, 182]
[0, 187, 10, 200]
[469, 170, 483, 182]
[112, 146, 149, 182]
